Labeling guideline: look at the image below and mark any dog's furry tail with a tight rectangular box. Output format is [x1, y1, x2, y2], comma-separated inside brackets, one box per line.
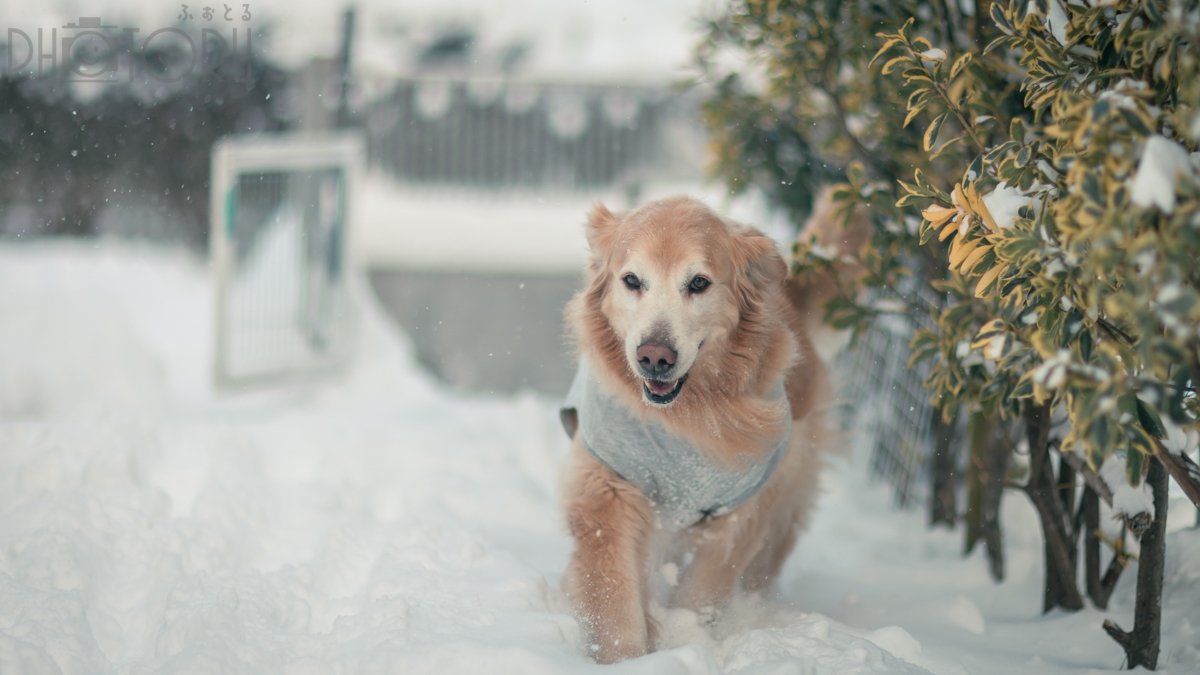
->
[783, 187, 872, 363]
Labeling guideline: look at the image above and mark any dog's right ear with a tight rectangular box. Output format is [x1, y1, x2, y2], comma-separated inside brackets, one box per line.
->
[731, 227, 788, 292]
[585, 203, 620, 256]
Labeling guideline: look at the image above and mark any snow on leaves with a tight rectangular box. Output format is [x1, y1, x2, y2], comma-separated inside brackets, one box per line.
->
[1130, 135, 1193, 213]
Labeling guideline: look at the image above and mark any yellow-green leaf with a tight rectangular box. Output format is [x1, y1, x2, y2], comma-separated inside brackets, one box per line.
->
[949, 236, 981, 270]
[959, 244, 992, 275]
[950, 51, 973, 79]
[939, 217, 961, 241]
[924, 112, 947, 151]
[922, 203, 957, 228]
[881, 55, 910, 75]
[870, 37, 904, 68]
[974, 264, 1005, 298]
[904, 101, 928, 128]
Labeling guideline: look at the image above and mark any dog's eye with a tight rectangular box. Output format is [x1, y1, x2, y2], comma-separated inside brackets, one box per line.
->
[622, 273, 641, 290]
[687, 275, 711, 294]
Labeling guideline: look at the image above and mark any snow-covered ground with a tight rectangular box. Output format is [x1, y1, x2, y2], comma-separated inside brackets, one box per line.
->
[1, 242, 1198, 674]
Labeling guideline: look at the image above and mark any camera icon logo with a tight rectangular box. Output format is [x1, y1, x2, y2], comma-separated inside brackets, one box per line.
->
[61, 17, 120, 82]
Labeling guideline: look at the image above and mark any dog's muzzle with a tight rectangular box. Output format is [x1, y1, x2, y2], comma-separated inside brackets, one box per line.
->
[636, 340, 685, 405]
[643, 375, 687, 405]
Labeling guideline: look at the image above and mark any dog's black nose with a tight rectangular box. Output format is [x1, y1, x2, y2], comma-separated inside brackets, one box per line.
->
[636, 342, 677, 377]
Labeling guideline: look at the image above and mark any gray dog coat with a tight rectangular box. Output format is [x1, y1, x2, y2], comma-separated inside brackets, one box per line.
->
[560, 360, 791, 529]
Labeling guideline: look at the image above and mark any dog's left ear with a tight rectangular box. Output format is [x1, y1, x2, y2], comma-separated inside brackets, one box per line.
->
[731, 227, 787, 293]
[584, 203, 620, 256]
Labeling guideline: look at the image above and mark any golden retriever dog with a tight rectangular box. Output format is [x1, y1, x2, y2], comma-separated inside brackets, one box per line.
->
[558, 194, 863, 663]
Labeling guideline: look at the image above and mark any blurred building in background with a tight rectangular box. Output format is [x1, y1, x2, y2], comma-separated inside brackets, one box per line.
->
[0, 1, 945, 518]
[358, 76, 705, 395]
[0, 4, 710, 395]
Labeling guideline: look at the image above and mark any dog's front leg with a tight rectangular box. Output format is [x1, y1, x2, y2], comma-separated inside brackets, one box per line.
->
[563, 446, 655, 663]
[676, 513, 760, 617]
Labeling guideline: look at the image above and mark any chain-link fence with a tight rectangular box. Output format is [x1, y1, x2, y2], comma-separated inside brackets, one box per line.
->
[833, 295, 942, 509]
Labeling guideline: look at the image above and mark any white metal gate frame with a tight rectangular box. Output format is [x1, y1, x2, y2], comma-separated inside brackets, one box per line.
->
[209, 132, 365, 388]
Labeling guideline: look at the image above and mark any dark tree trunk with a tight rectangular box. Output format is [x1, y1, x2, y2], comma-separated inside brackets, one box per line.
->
[1058, 450, 1133, 610]
[981, 435, 1010, 581]
[930, 407, 958, 528]
[964, 412, 1008, 581]
[1022, 400, 1084, 612]
[1082, 485, 1101, 602]
[1104, 457, 1168, 670]
[964, 414, 986, 548]
[1081, 485, 1126, 609]
[1058, 454, 1077, 526]
[335, 7, 356, 129]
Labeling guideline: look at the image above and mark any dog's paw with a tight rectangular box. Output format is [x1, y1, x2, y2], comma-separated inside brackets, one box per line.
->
[588, 636, 647, 664]
[695, 604, 723, 626]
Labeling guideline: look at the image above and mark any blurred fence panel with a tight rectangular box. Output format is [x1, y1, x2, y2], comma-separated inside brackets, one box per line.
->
[361, 78, 703, 191]
[834, 295, 941, 509]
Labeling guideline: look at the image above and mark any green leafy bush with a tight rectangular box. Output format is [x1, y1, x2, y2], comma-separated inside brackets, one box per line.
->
[698, 0, 1200, 667]
[885, 1, 1200, 474]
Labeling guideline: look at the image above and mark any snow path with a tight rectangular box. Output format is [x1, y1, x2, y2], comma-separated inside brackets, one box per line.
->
[1, 243, 1197, 674]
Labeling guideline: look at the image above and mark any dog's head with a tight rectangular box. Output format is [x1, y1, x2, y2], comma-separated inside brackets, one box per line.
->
[582, 197, 787, 408]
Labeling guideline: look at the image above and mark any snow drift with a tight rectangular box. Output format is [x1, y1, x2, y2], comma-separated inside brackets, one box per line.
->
[0, 242, 1197, 674]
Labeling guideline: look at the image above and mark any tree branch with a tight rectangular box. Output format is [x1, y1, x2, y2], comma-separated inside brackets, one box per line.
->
[920, 61, 987, 152]
[821, 83, 898, 180]
[1096, 316, 1135, 345]
[973, 0, 989, 49]
[1102, 619, 1133, 651]
[1060, 449, 1153, 536]
[1153, 439, 1200, 511]
[1095, 547, 1127, 608]
[1058, 451, 1114, 506]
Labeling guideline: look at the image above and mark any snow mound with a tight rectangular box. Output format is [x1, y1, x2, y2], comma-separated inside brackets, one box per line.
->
[1, 241, 1198, 674]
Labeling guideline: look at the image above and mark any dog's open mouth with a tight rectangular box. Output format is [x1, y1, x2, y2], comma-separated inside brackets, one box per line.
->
[642, 374, 687, 405]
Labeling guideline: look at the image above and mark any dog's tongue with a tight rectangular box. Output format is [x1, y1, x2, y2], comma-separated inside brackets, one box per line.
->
[647, 379, 676, 395]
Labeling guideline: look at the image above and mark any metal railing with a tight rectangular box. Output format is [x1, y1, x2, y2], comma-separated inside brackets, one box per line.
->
[360, 78, 704, 191]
